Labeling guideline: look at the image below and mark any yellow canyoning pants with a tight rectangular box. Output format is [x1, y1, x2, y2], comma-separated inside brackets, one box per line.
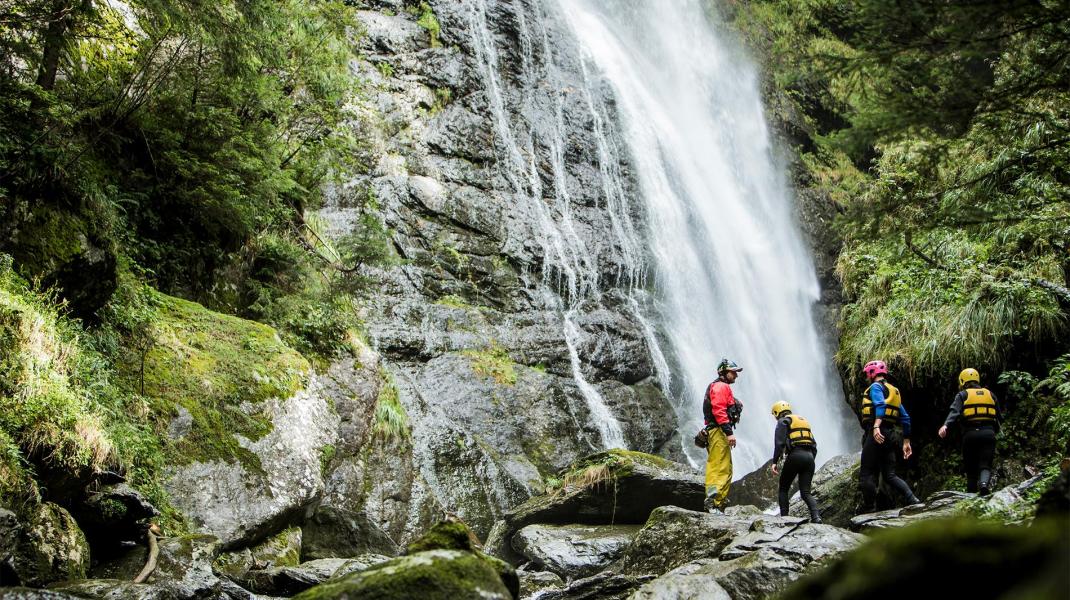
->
[705, 428, 732, 510]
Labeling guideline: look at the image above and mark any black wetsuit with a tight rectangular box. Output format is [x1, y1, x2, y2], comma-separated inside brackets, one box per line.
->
[773, 414, 820, 521]
[945, 384, 1001, 492]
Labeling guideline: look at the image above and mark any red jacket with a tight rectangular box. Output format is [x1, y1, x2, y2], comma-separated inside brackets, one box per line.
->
[704, 380, 736, 435]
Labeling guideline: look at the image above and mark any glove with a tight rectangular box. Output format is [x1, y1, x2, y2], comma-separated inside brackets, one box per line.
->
[693, 429, 709, 448]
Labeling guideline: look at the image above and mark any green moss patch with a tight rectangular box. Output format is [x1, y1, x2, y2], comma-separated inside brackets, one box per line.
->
[123, 290, 310, 471]
[293, 550, 512, 600]
[462, 343, 517, 386]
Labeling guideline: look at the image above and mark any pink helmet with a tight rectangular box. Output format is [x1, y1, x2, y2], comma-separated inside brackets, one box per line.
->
[863, 360, 888, 379]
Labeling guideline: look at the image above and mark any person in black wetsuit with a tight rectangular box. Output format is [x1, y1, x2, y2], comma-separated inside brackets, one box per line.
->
[769, 401, 821, 523]
[939, 368, 1001, 495]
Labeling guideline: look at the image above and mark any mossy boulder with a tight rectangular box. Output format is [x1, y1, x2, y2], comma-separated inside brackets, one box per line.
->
[134, 291, 311, 470]
[405, 521, 518, 599]
[8, 503, 89, 587]
[127, 292, 341, 548]
[291, 549, 514, 600]
[779, 517, 1070, 600]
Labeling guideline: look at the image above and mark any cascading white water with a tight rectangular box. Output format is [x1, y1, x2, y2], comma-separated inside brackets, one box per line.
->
[557, 0, 854, 471]
[465, 0, 642, 448]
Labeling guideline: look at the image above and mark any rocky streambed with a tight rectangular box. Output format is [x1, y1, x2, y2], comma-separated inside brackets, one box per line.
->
[2, 450, 1063, 600]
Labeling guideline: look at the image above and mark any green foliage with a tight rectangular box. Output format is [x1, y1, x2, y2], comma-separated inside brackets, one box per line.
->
[998, 355, 1070, 458]
[0, 0, 363, 301]
[462, 343, 517, 386]
[409, 2, 441, 48]
[0, 257, 116, 505]
[373, 370, 410, 443]
[731, 1, 1070, 391]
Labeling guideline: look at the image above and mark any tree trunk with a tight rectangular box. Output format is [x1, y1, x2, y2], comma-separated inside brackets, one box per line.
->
[34, 0, 92, 92]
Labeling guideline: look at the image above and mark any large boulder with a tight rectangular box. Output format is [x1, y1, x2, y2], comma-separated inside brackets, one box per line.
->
[511, 524, 640, 579]
[300, 507, 399, 561]
[125, 292, 338, 550]
[619, 507, 754, 576]
[502, 451, 702, 539]
[7, 503, 89, 587]
[629, 561, 734, 600]
[629, 521, 861, 599]
[291, 550, 514, 600]
[779, 517, 1070, 600]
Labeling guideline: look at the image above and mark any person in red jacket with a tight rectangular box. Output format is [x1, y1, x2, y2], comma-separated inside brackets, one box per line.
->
[702, 358, 742, 513]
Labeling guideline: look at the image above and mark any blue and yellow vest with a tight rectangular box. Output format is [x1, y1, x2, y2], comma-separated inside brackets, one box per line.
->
[861, 381, 902, 424]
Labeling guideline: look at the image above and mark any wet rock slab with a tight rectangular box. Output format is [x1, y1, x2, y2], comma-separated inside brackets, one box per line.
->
[511, 524, 640, 579]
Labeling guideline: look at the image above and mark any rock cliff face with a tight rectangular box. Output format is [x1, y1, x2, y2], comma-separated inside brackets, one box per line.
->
[316, 0, 683, 544]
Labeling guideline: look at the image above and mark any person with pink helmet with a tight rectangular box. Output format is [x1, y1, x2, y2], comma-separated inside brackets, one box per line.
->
[858, 360, 921, 512]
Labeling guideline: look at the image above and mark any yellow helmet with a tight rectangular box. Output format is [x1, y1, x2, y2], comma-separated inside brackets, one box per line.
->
[771, 401, 792, 417]
[959, 368, 981, 389]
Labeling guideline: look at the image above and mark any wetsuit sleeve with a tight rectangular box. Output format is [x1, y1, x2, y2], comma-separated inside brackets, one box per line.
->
[772, 418, 788, 463]
[944, 391, 965, 428]
[702, 384, 714, 427]
[869, 383, 886, 419]
[709, 382, 734, 436]
[899, 402, 912, 438]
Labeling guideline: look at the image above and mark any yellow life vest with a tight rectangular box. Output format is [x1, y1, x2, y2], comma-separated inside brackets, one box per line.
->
[787, 414, 816, 447]
[962, 388, 998, 423]
[861, 381, 902, 424]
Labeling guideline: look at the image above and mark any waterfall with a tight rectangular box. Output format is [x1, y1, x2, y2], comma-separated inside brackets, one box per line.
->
[555, 0, 854, 471]
[465, 0, 641, 449]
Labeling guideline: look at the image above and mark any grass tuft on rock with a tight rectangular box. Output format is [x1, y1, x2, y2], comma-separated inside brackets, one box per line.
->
[463, 343, 517, 386]
[0, 258, 117, 506]
[373, 369, 410, 442]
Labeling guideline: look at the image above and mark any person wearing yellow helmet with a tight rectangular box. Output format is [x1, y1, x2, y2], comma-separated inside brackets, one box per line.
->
[768, 401, 821, 522]
[938, 368, 1001, 495]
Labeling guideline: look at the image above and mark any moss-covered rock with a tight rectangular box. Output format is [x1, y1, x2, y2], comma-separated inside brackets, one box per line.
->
[780, 517, 1070, 600]
[8, 502, 89, 587]
[405, 520, 481, 555]
[132, 291, 310, 470]
[121, 291, 340, 548]
[213, 525, 302, 580]
[405, 520, 518, 599]
[291, 549, 513, 600]
[5, 205, 118, 320]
